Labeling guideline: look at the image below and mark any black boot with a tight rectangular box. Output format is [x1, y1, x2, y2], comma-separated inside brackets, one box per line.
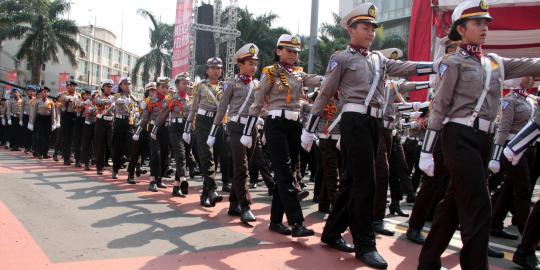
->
[200, 194, 213, 207]
[373, 220, 395, 236]
[53, 153, 59, 161]
[513, 244, 540, 270]
[172, 186, 186, 197]
[406, 228, 425, 244]
[389, 201, 409, 217]
[208, 189, 223, 206]
[84, 163, 91, 171]
[356, 250, 388, 269]
[406, 192, 416, 203]
[269, 222, 292, 235]
[228, 203, 242, 217]
[127, 173, 136, 184]
[222, 182, 231, 193]
[488, 246, 505, 258]
[240, 207, 256, 222]
[74, 161, 82, 168]
[148, 181, 158, 192]
[156, 177, 167, 188]
[180, 180, 189, 195]
[291, 223, 314, 237]
[111, 170, 118, 179]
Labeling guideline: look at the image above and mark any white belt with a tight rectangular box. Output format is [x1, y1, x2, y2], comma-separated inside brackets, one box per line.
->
[197, 108, 216, 117]
[23, 112, 29, 115]
[445, 117, 495, 133]
[84, 120, 93, 125]
[115, 114, 129, 119]
[392, 129, 397, 136]
[102, 115, 114, 121]
[267, 110, 300, 121]
[230, 116, 248, 124]
[342, 103, 383, 119]
[171, 118, 184, 124]
[150, 120, 156, 125]
[318, 133, 340, 141]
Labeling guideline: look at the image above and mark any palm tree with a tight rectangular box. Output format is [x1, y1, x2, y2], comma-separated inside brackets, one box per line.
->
[0, 0, 84, 84]
[131, 9, 173, 86]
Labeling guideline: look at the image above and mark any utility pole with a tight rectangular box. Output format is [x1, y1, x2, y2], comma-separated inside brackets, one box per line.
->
[307, 0, 319, 74]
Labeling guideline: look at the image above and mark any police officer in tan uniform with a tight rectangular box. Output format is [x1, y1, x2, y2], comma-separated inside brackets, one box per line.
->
[73, 89, 91, 167]
[418, 1, 540, 269]
[167, 73, 191, 197]
[21, 86, 36, 154]
[94, 80, 115, 175]
[128, 83, 154, 184]
[134, 77, 171, 192]
[6, 88, 23, 151]
[241, 34, 322, 237]
[58, 79, 81, 165]
[183, 57, 224, 207]
[80, 90, 99, 170]
[489, 81, 537, 240]
[111, 77, 137, 179]
[28, 87, 56, 159]
[304, 3, 435, 268]
[208, 43, 260, 222]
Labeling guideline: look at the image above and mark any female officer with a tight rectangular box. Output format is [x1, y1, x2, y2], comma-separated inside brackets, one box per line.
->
[28, 87, 56, 159]
[111, 77, 137, 179]
[417, 1, 540, 269]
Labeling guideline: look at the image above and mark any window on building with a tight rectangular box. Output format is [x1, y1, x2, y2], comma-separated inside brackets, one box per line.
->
[92, 63, 101, 84]
[103, 67, 110, 80]
[123, 53, 130, 68]
[113, 49, 121, 67]
[79, 36, 89, 56]
[103, 46, 111, 67]
[78, 60, 88, 82]
[93, 42, 101, 63]
[42, 64, 46, 71]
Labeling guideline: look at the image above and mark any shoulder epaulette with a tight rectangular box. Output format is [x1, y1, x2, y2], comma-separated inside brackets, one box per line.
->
[293, 66, 304, 73]
[262, 66, 276, 76]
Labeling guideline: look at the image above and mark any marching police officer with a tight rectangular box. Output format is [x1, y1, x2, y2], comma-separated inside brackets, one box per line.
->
[28, 87, 56, 159]
[208, 43, 260, 222]
[183, 57, 224, 207]
[418, 1, 540, 269]
[94, 80, 115, 175]
[6, 88, 23, 151]
[111, 77, 137, 179]
[73, 89, 91, 167]
[241, 34, 322, 237]
[58, 79, 81, 165]
[304, 3, 435, 268]
[21, 86, 36, 154]
[81, 90, 99, 170]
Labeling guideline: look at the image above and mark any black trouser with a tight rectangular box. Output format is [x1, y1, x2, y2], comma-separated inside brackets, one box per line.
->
[403, 138, 423, 191]
[94, 118, 113, 171]
[311, 143, 323, 199]
[128, 129, 149, 176]
[9, 116, 22, 149]
[322, 113, 381, 254]
[72, 116, 85, 162]
[491, 146, 535, 233]
[81, 121, 95, 165]
[61, 112, 76, 162]
[265, 115, 304, 225]
[521, 199, 540, 253]
[227, 121, 257, 208]
[215, 126, 231, 185]
[35, 114, 52, 157]
[22, 114, 32, 150]
[248, 129, 274, 188]
[0, 122, 5, 145]
[112, 118, 132, 172]
[195, 115, 218, 194]
[149, 125, 169, 178]
[529, 144, 540, 189]
[418, 123, 492, 270]
[390, 133, 414, 201]
[318, 138, 341, 208]
[408, 139, 449, 230]
[169, 122, 186, 180]
[373, 128, 392, 221]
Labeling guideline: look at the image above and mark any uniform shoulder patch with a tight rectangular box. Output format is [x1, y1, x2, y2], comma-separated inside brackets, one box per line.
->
[327, 59, 339, 73]
[501, 100, 510, 110]
[438, 63, 448, 77]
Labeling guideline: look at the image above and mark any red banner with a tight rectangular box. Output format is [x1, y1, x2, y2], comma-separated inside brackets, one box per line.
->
[408, 0, 434, 102]
[109, 74, 121, 85]
[58, 73, 70, 94]
[5, 71, 17, 91]
[171, 0, 193, 78]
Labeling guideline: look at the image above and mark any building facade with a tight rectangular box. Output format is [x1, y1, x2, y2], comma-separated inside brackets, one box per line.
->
[0, 26, 143, 97]
[339, 0, 412, 40]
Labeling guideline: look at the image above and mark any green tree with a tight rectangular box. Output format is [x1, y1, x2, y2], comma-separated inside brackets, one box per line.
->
[0, 0, 84, 84]
[131, 9, 174, 85]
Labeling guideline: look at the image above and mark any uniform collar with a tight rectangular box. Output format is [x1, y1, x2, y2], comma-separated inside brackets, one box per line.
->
[279, 62, 294, 73]
[237, 74, 253, 85]
[513, 88, 529, 98]
[348, 44, 370, 56]
[459, 44, 483, 60]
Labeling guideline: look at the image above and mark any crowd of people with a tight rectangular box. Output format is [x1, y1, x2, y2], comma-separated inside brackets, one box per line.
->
[0, 0, 539, 269]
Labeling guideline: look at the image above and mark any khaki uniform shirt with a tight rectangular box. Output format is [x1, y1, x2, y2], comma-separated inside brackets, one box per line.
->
[29, 98, 56, 125]
[495, 91, 536, 145]
[214, 78, 258, 125]
[22, 96, 35, 116]
[58, 92, 81, 113]
[6, 98, 22, 118]
[187, 80, 223, 122]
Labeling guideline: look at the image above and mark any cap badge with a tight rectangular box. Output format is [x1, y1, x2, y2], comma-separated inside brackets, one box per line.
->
[368, 5, 377, 17]
[390, 51, 398, 59]
[480, 0, 489, 10]
[249, 45, 257, 54]
[291, 36, 299, 45]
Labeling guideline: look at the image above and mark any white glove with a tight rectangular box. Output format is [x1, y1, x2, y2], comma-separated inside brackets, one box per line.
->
[257, 117, 264, 127]
[412, 102, 421, 111]
[315, 136, 320, 146]
[182, 132, 191, 144]
[19, 120, 23, 126]
[240, 135, 252, 148]
[300, 129, 315, 152]
[52, 124, 57, 131]
[336, 137, 341, 151]
[27, 123, 33, 131]
[150, 131, 157, 140]
[488, 160, 500, 174]
[261, 134, 267, 146]
[206, 135, 216, 147]
[503, 147, 524, 166]
[132, 134, 139, 141]
[410, 111, 423, 119]
[7, 119, 12, 125]
[419, 152, 435, 177]
[1, 119, 5, 125]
